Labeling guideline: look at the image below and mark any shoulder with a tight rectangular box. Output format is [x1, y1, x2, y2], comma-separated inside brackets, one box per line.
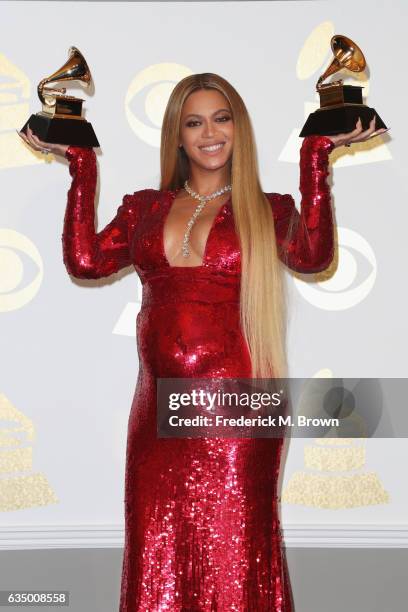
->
[120, 188, 162, 213]
[122, 188, 160, 205]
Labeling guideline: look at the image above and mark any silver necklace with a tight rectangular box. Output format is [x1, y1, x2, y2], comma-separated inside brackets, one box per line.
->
[182, 179, 232, 257]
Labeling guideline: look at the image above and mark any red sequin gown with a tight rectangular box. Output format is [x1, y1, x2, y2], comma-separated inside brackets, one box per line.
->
[62, 135, 335, 611]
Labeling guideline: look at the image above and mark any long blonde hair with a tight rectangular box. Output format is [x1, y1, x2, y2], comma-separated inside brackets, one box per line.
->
[159, 73, 288, 379]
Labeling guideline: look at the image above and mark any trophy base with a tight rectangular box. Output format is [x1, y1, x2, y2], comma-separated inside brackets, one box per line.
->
[21, 113, 100, 147]
[299, 105, 387, 138]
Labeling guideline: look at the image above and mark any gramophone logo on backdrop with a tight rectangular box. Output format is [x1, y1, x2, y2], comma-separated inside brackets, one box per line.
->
[0, 393, 58, 512]
[0, 53, 47, 169]
[279, 21, 392, 166]
[281, 369, 389, 510]
[112, 279, 143, 337]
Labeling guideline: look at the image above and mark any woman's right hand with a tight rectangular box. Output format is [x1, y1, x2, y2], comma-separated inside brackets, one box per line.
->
[17, 126, 69, 158]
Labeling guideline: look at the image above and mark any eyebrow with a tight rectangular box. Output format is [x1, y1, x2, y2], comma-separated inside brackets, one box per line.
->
[184, 108, 231, 119]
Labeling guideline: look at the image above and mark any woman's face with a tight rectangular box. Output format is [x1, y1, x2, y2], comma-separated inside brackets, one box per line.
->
[178, 88, 234, 175]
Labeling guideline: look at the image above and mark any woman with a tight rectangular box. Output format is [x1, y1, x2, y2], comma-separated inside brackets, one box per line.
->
[19, 73, 384, 611]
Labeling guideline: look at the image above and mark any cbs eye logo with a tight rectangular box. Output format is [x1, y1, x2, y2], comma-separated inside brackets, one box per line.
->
[0, 229, 43, 312]
[125, 63, 193, 146]
[294, 227, 377, 310]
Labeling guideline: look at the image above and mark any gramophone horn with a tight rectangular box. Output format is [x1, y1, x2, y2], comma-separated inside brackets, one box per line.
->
[317, 35, 366, 88]
[37, 46, 92, 105]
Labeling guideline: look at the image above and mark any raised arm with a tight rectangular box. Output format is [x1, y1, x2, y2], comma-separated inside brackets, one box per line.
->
[63, 146, 140, 279]
[266, 134, 335, 274]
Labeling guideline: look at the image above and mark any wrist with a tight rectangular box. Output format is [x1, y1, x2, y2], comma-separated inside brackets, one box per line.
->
[65, 145, 95, 162]
[301, 134, 336, 154]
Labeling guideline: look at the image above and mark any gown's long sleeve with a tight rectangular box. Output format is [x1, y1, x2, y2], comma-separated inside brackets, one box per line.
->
[63, 135, 335, 279]
[62, 146, 141, 279]
[267, 134, 336, 273]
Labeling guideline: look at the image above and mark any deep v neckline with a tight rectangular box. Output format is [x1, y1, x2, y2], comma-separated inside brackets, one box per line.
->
[161, 188, 231, 269]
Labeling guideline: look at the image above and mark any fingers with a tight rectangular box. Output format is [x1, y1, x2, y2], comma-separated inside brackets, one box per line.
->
[333, 117, 366, 148]
[27, 126, 49, 149]
[17, 130, 40, 152]
[368, 127, 389, 140]
[348, 115, 377, 143]
[342, 116, 389, 148]
[17, 127, 40, 150]
[346, 117, 365, 140]
[17, 126, 51, 154]
[17, 131, 30, 146]
[17, 128, 69, 158]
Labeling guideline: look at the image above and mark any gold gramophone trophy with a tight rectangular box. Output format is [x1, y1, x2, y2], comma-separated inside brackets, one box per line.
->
[299, 35, 387, 137]
[21, 46, 99, 146]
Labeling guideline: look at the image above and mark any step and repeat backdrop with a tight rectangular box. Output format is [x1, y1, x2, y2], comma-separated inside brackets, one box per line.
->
[1, 1, 406, 547]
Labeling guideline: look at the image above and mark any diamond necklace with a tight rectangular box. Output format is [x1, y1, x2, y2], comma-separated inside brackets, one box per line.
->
[182, 179, 232, 257]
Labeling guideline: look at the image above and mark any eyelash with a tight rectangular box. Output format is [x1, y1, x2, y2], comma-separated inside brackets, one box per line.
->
[186, 116, 231, 127]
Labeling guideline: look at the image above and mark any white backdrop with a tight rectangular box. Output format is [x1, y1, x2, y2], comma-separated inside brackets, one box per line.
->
[1, 1, 407, 548]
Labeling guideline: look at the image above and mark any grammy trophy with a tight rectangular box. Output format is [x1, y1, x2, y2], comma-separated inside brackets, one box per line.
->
[300, 35, 387, 137]
[21, 46, 99, 147]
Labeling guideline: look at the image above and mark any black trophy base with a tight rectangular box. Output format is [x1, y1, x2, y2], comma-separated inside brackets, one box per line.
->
[299, 105, 387, 138]
[21, 113, 100, 147]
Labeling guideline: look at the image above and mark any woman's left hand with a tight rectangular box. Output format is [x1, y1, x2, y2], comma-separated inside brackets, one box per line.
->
[326, 116, 388, 148]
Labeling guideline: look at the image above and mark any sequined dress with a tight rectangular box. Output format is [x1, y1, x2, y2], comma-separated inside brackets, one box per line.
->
[62, 135, 335, 611]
